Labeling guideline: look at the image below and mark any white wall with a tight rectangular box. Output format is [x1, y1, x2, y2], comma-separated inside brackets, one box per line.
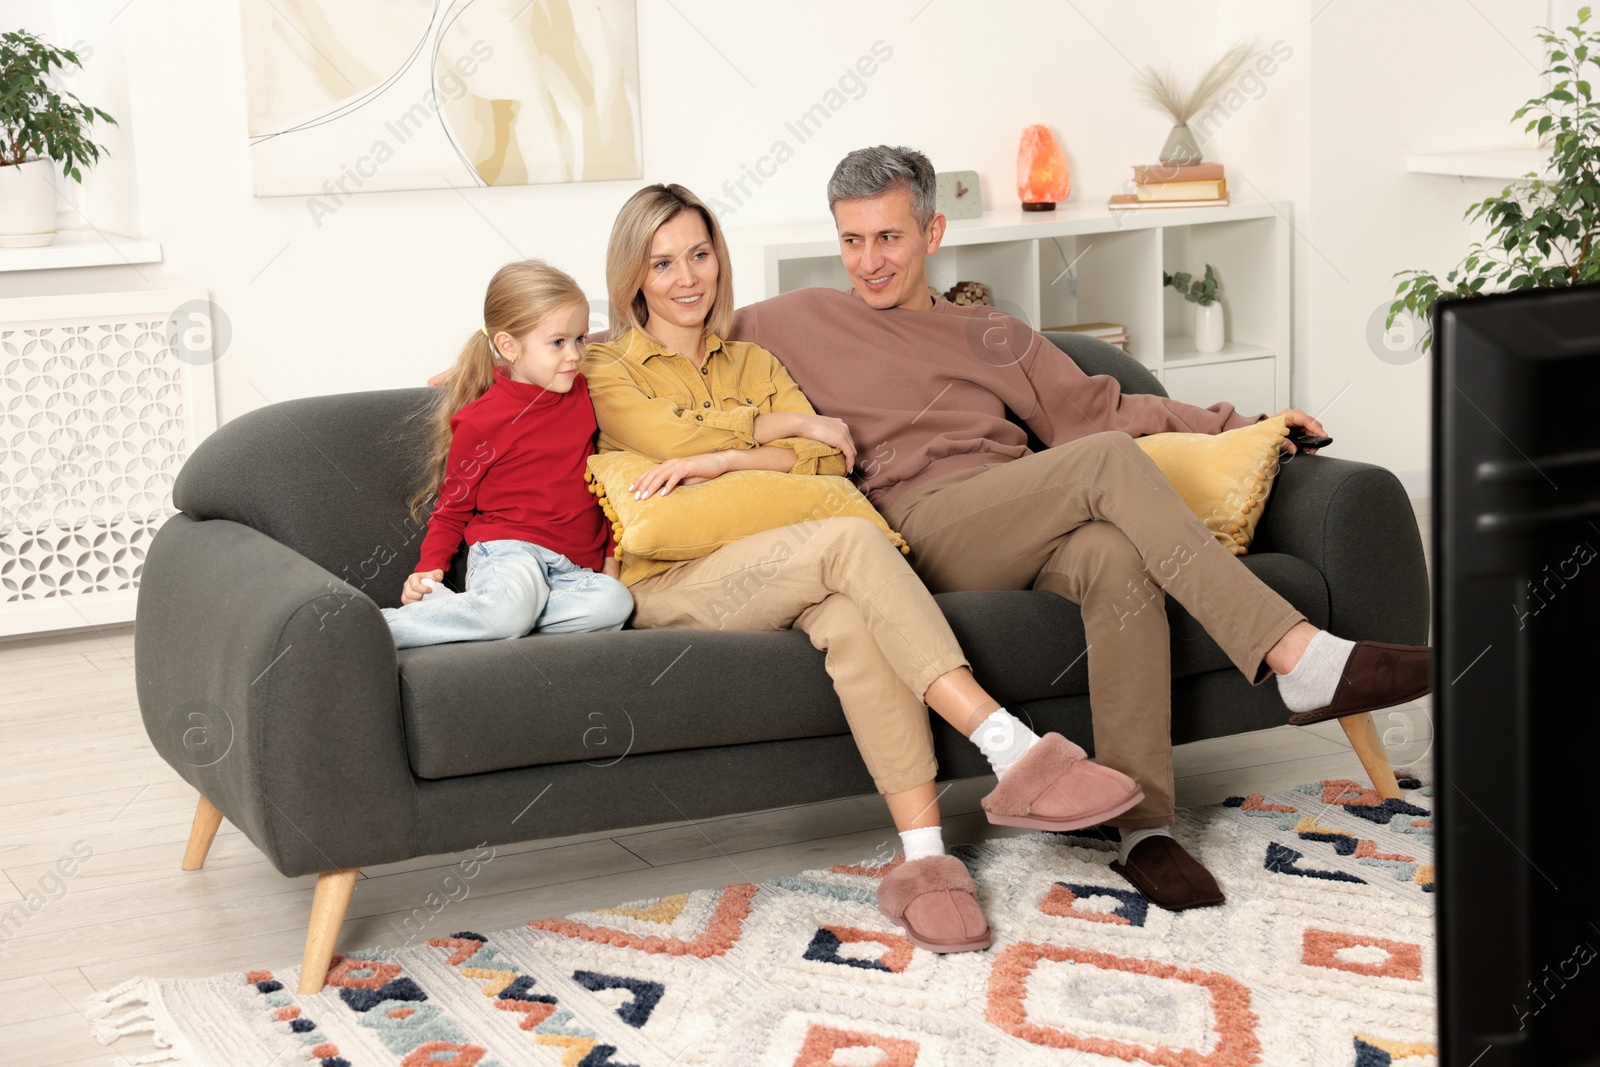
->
[1306, 0, 1547, 490]
[0, 0, 1555, 486]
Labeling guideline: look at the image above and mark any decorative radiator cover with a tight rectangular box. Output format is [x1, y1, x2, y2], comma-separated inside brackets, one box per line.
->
[0, 289, 218, 637]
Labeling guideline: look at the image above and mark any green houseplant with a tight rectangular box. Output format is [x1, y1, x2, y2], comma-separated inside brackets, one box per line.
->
[1390, 7, 1600, 350]
[0, 29, 117, 247]
[1164, 265, 1220, 306]
[1165, 264, 1225, 353]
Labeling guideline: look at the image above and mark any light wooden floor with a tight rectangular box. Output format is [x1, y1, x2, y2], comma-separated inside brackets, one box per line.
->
[1, 499, 1434, 1065]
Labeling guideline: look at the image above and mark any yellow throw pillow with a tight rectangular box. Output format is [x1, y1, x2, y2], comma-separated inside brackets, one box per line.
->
[1134, 415, 1291, 555]
[585, 450, 910, 562]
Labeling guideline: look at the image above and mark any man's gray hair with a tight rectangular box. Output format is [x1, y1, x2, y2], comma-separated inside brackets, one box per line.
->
[827, 145, 938, 229]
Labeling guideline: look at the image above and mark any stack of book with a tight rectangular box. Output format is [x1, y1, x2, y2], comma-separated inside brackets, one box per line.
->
[1047, 321, 1128, 351]
[1107, 163, 1229, 210]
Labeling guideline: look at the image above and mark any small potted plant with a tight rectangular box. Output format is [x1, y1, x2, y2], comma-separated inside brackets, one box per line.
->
[1165, 265, 1224, 352]
[1, 30, 117, 248]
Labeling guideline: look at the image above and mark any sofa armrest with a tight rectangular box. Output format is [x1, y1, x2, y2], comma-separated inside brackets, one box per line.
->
[136, 514, 416, 877]
[1250, 455, 1430, 645]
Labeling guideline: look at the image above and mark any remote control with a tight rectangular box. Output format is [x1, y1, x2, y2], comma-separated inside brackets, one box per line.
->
[1286, 425, 1333, 449]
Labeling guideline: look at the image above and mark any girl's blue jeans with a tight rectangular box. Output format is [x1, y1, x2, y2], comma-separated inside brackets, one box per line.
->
[380, 540, 632, 649]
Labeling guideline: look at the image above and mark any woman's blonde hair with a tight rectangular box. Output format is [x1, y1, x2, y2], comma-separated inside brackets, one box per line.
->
[605, 183, 734, 345]
[409, 259, 587, 521]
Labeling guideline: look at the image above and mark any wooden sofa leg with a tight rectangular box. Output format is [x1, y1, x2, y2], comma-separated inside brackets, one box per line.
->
[1339, 712, 1403, 801]
[299, 869, 360, 994]
[181, 795, 225, 871]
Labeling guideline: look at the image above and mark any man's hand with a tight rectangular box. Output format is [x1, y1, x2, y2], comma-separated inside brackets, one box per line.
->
[427, 369, 451, 388]
[1272, 408, 1328, 455]
[401, 568, 445, 605]
[630, 452, 730, 499]
[793, 413, 858, 471]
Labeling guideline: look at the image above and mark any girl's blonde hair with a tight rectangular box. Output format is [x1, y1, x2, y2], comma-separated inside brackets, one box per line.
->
[409, 259, 587, 521]
[605, 183, 734, 345]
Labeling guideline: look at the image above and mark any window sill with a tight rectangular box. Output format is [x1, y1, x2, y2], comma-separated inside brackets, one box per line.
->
[0, 230, 163, 273]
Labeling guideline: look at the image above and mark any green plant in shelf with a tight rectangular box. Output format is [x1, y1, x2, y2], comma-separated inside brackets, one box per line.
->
[1163, 265, 1220, 306]
[1390, 6, 1600, 352]
[0, 29, 116, 180]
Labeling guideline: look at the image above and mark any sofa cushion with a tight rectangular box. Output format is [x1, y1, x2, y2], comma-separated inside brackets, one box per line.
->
[399, 627, 846, 780]
[1135, 415, 1291, 555]
[585, 450, 907, 562]
[399, 552, 1328, 780]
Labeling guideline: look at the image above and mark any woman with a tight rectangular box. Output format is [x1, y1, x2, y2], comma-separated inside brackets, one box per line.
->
[583, 183, 1143, 954]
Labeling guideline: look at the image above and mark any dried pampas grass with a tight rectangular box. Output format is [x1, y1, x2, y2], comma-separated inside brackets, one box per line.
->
[1131, 40, 1260, 126]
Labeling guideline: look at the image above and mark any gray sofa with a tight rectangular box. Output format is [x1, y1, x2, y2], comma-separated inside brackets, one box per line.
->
[134, 333, 1429, 992]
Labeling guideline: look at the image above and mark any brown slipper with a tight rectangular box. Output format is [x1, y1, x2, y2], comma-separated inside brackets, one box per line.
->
[1286, 640, 1432, 726]
[981, 733, 1145, 831]
[1109, 835, 1225, 911]
[876, 855, 992, 953]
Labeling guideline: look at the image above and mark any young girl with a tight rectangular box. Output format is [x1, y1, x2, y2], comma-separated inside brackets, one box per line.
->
[383, 260, 633, 648]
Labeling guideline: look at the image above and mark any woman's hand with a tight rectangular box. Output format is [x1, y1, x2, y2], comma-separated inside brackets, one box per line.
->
[603, 556, 620, 580]
[630, 452, 731, 499]
[401, 569, 445, 605]
[791, 413, 857, 471]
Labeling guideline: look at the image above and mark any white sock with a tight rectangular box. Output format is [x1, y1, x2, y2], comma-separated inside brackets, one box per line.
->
[1275, 630, 1356, 713]
[1117, 825, 1172, 864]
[970, 708, 1041, 779]
[420, 578, 456, 601]
[899, 825, 946, 862]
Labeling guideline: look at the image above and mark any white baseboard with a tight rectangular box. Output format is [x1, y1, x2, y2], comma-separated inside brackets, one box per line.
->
[0, 590, 137, 639]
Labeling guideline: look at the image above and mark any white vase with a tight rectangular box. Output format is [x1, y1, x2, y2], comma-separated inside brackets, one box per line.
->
[0, 159, 60, 248]
[1194, 302, 1224, 353]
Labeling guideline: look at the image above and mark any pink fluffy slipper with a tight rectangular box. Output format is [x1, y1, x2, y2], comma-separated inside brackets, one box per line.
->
[981, 733, 1145, 831]
[876, 855, 991, 953]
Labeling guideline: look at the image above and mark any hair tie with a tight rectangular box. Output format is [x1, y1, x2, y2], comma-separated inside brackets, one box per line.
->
[480, 324, 490, 338]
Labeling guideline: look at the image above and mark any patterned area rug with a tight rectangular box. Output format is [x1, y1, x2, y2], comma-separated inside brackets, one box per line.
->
[87, 777, 1437, 1066]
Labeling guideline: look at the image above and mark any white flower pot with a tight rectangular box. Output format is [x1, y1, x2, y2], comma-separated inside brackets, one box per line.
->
[1194, 302, 1224, 353]
[0, 159, 60, 248]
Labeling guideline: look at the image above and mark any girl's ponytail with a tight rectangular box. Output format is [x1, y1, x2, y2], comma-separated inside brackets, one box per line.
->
[409, 260, 587, 522]
[409, 328, 500, 520]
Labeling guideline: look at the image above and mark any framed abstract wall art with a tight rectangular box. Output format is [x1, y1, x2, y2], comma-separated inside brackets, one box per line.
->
[240, 0, 641, 204]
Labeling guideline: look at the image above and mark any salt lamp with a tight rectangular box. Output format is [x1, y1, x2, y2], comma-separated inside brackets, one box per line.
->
[1017, 125, 1070, 211]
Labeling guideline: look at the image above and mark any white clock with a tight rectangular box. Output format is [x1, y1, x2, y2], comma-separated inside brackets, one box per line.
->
[936, 171, 982, 220]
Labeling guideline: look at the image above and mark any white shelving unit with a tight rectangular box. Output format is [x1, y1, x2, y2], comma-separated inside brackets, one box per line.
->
[727, 200, 1292, 417]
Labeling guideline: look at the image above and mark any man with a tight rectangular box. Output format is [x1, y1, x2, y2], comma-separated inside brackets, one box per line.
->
[729, 145, 1430, 911]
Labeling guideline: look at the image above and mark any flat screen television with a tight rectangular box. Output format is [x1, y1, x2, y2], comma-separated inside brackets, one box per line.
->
[1434, 284, 1600, 1065]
